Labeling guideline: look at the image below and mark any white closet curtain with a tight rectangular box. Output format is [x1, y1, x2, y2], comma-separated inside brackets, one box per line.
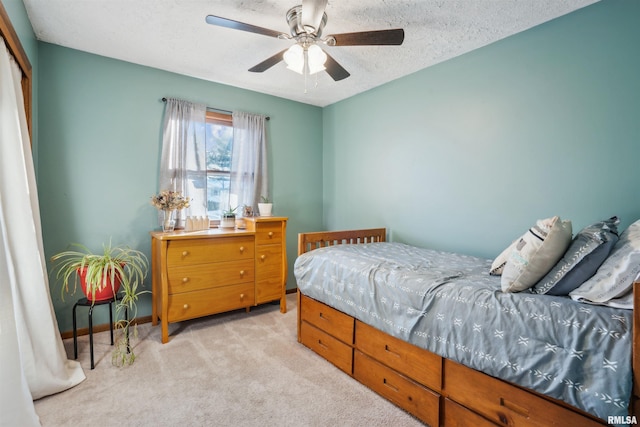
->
[159, 98, 208, 226]
[230, 111, 268, 211]
[0, 39, 85, 426]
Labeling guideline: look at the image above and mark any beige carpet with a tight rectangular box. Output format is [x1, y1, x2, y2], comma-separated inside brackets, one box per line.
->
[34, 294, 424, 426]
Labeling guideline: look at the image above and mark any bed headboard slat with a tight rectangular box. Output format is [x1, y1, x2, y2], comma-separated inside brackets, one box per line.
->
[297, 228, 386, 256]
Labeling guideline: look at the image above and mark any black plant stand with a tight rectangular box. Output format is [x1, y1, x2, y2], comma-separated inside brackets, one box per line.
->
[72, 296, 128, 369]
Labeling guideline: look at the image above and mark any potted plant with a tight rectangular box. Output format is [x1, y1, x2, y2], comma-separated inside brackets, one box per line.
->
[258, 195, 273, 217]
[50, 241, 149, 366]
[220, 206, 237, 228]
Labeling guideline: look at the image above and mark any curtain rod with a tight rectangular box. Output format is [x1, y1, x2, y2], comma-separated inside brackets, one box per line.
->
[161, 97, 270, 120]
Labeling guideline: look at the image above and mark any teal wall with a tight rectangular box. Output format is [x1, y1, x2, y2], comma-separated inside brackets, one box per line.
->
[323, 0, 640, 259]
[7, 0, 640, 334]
[37, 44, 323, 332]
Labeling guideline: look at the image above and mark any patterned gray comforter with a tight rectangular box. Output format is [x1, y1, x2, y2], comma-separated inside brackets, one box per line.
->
[294, 242, 632, 421]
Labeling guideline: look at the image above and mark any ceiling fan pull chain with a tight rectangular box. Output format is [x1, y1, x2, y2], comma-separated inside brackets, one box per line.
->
[304, 70, 308, 94]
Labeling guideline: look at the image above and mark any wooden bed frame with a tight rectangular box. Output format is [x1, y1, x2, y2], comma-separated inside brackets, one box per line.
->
[297, 228, 639, 427]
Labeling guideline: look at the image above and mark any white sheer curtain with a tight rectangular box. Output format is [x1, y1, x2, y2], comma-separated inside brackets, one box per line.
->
[0, 39, 85, 426]
[230, 111, 268, 211]
[159, 98, 208, 226]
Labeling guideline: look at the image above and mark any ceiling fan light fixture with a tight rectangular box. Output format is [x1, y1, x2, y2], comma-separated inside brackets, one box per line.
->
[283, 44, 304, 74]
[307, 44, 327, 75]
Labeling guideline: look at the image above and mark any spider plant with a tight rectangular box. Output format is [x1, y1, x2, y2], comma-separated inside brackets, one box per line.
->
[50, 240, 148, 366]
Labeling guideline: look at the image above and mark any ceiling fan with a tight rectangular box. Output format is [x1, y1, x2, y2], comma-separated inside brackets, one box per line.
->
[205, 0, 405, 82]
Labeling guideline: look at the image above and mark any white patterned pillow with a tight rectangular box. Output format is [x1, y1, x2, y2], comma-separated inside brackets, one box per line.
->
[501, 216, 572, 293]
[490, 240, 517, 276]
[570, 219, 640, 307]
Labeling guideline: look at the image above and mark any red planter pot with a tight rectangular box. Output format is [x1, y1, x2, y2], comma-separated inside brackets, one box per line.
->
[77, 267, 122, 302]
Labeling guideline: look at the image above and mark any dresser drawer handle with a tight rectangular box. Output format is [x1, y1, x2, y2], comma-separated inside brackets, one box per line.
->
[182, 250, 189, 257]
[240, 293, 245, 300]
[268, 231, 274, 238]
[239, 246, 245, 253]
[183, 304, 189, 309]
[182, 277, 189, 283]
[261, 254, 266, 261]
[239, 270, 245, 276]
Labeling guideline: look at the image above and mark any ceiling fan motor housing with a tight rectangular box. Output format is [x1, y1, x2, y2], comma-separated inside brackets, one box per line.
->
[287, 5, 327, 38]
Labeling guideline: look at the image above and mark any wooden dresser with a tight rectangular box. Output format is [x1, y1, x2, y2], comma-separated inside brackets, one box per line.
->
[151, 216, 287, 343]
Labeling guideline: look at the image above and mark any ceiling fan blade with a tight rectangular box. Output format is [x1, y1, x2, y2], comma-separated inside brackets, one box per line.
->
[324, 52, 350, 81]
[205, 15, 283, 38]
[248, 49, 288, 73]
[330, 29, 405, 46]
[301, 0, 328, 34]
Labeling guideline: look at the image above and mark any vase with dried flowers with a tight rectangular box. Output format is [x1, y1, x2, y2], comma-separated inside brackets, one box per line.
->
[151, 190, 190, 232]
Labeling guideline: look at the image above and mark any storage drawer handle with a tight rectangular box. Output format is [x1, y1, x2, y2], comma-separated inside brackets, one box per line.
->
[239, 246, 245, 253]
[182, 277, 189, 283]
[268, 231, 273, 238]
[240, 293, 245, 300]
[500, 397, 529, 418]
[319, 312, 329, 321]
[239, 270, 245, 277]
[384, 344, 401, 358]
[317, 339, 328, 350]
[261, 254, 266, 261]
[183, 304, 189, 309]
[182, 251, 189, 257]
[383, 378, 399, 392]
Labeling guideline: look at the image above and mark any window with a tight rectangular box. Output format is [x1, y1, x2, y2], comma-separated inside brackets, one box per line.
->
[205, 111, 233, 220]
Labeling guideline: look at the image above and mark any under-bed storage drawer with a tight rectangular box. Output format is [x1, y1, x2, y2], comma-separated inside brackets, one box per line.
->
[300, 295, 354, 344]
[355, 320, 442, 391]
[354, 350, 440, 427]
[443, 398, 499, 427]
[300, 321, 353, 374]
[443, 360, 604, 427]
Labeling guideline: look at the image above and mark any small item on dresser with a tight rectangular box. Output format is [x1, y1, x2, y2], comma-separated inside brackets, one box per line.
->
[150, 190, 190, 232]
[220, 207, 237, 229]
[185, 216, 209, 232]
[258, 195, 273, 217]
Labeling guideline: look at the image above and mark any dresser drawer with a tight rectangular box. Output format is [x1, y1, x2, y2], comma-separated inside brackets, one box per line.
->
[167, 259, 254, 294]
[443, 360, 604, 427]
[255, 276, 281, 304]
[300, 321, 353, 374]
[256, 245, 282, 277]
[167, 236, 254, 266]
[255, 222, 283, 245]
[300, 295, 354, 344]
[167, 283, 254, 322]
[354, 350, 440, 427]
[355, 320, 442, 391]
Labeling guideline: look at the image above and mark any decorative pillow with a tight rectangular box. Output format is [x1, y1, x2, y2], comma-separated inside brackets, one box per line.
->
[501, 216, 572, 293]
[570, 218, 640, 306]
[489, 240, 517, 276]
[531, 216, 620, 295]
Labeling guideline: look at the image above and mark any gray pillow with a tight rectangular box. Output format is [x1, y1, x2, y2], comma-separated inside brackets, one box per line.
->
[531, 216, 619, 295]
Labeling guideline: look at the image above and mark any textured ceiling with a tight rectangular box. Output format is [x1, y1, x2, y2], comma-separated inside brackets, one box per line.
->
[23, 0, 598, 107]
